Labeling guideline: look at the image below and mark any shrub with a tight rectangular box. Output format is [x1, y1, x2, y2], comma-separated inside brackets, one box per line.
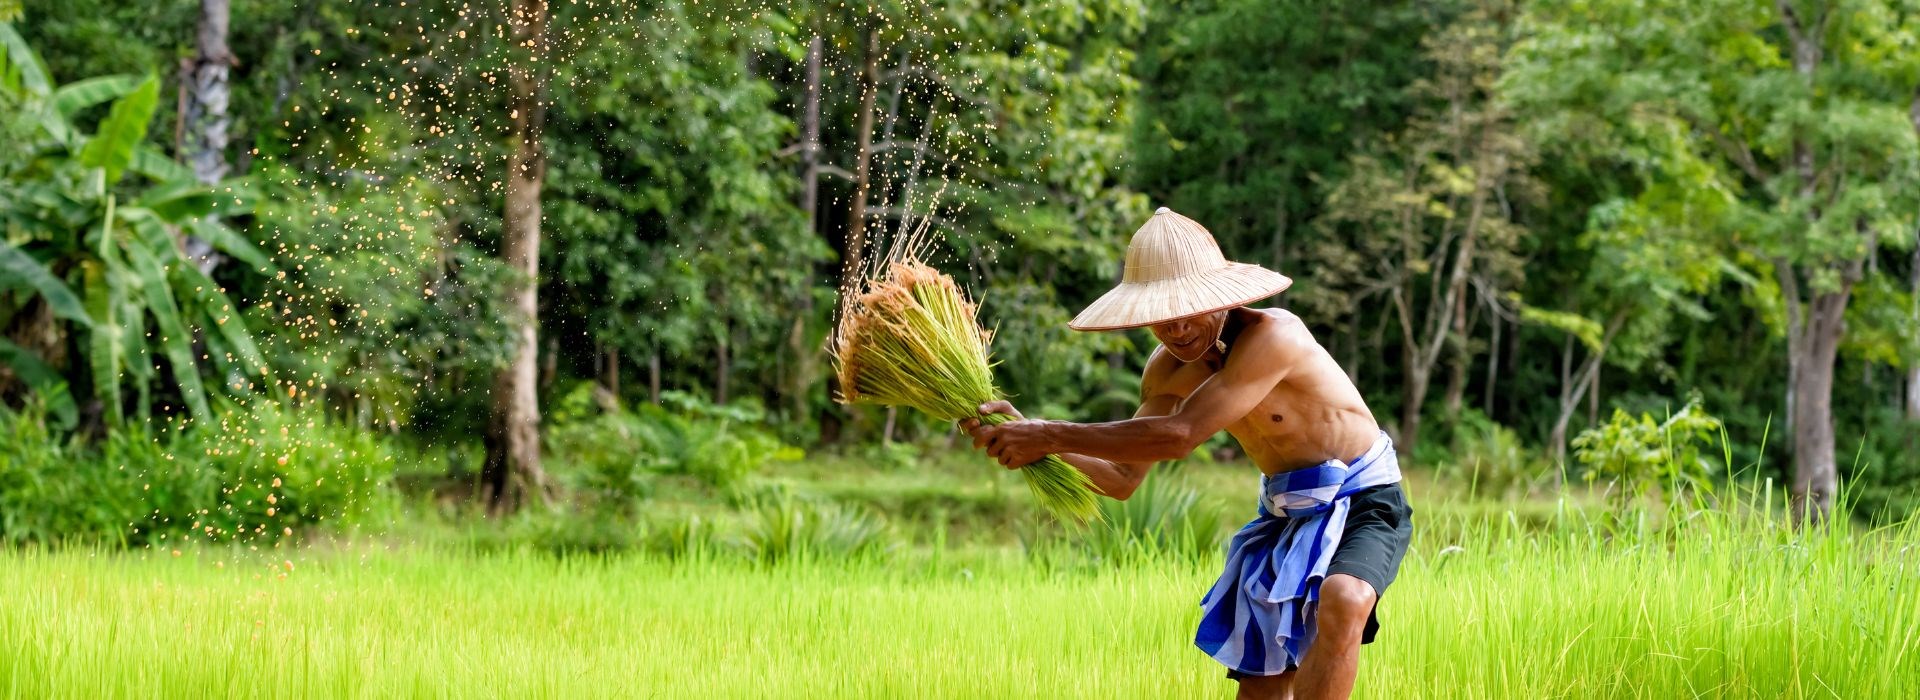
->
[0, 402, 396, 547]
[1430, 409, 1555, 497]
[1086, 473, 1227, 563]
[547, 385, 800, 502]
[0, 406, 162, 545]
[1571, 396, 1723, 509]
[1839, 407, 1920, 524]
[185, 402, 399, 540]
[736, 492, 889, 564]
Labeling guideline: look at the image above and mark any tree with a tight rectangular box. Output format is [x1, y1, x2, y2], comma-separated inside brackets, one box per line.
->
[1317, 0, 1535, 452]
[1518, 161, 1740, 462]
[542, 1, 819, 431]
[1908, 92, 1920, 421]
[481, 0, 551, 514]
[1511, 0, 1920, 522]
[177, 0, 230, 272]
[1131, 0, 1430, 331]
[1909, 239, 1919, 419]
[1, 24, 268, 428]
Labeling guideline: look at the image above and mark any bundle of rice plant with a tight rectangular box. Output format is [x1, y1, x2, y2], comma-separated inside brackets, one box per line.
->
[833, 260, 1101, 523]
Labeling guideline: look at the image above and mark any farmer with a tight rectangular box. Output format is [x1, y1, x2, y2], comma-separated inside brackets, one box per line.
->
[961, 207, 1411, 700]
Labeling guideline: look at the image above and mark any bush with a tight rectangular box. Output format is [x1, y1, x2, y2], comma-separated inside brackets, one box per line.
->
[0, 408, 163, 546]
[1839, 407, 1920, 524]
[547, 385, 800, 504]
[1085, 472, 1227, 563]
[736, 492, 889, 564]
[1571, 397, 1722, 510]
[1428, 409, 1555, 498]
[0, 402, 396, 547]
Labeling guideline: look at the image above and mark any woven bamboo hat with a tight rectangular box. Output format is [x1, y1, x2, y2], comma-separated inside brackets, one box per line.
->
[1068, 207, 1292, 331]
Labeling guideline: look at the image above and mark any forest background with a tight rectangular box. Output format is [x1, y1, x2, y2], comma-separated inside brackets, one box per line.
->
[3, 0, 1919, 548]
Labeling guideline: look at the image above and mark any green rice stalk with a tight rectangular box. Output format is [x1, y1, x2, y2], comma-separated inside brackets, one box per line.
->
[834, 261, 1102, 524]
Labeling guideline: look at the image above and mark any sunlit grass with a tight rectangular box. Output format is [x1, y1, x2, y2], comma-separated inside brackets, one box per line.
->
[4, 505, 1914, 698]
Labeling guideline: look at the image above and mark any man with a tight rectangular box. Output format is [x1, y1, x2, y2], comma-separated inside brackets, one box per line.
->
[962, 208, 1412, 700]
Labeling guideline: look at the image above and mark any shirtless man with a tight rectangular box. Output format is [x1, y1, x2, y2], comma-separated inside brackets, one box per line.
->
[962, 208, 1412, 700]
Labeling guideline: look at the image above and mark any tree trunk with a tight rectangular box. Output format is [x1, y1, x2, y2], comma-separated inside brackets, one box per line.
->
[1398, 186, 1488, 453]
[539, 335, 557, 394]
[1483, 310, 1500, 416]
[179, 0, 231, 273]
[829, 25, 882, 445]
[1549, 312, 1625, 464]
[1399, 361, 1429, 453]
[1549, 353, 1602, 466]
[1442, 300, 1471, 420]
[1906, 362, 1920, 421]
[802, 35, 823, 224]
[1907, 240, 1919, 420]
[790, 35, 823, 426]
[837, 26, 881, 306]
[1587, 362, 1600, 426]
[481, 0, 551, 516]
[648, 350, 661, 405]
[715, 326, 730, 406]
[1789, 288, 1849, 523]
[1905, 88, 1920, 420]
[601, 345, 619, 396]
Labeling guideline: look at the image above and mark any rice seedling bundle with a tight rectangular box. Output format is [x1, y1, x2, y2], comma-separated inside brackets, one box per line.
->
[833, 260, 1101, 523]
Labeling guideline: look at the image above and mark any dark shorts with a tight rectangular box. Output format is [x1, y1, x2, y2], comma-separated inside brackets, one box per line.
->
[1225, 482, 1413, 680]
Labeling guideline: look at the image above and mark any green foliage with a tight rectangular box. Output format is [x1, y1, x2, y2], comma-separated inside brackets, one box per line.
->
[244, 164, 512, 432]
[1427, 408, 1554, 497]
[72, 72, 153, 184]
[5, 0, 1919, 546]
[736, 491, 890, 565]
[0, 24, 266, 426]
[1132, 0, 1430, 321]
[1571, 397, 1723, 509]
[0, 239, 86, 324]
[1313, 0, 1535, 340]
[547, 386, 799, 500]
[1839, 406, 1920, 524]
[543, 2, 824, 423]
[1085, 472, 1226, 563]
[0, 401, 394, 546]
[1508, 0, 1920, 377]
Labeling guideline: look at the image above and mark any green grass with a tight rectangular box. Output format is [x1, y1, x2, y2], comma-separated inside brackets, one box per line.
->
[4, 505, 1916, 699]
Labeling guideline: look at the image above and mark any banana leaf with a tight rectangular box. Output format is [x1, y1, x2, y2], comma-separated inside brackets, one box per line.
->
[0, 337, 76, 428]
[0, 238, 90, 326]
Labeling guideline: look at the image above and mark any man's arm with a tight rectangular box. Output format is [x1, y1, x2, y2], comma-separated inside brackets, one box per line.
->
[964, 394, 1179, 500]
[973, 323, 1299, 468]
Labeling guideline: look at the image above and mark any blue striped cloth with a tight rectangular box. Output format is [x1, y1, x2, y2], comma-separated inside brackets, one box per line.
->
[1194, 433, 1401, 676]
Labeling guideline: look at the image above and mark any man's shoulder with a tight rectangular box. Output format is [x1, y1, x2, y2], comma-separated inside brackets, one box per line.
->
[1235, 309, 1314, 356]
[1142, 344, 1178, 378]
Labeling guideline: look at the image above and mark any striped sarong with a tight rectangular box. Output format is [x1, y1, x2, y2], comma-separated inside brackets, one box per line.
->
[1194, 433, 1401, 676]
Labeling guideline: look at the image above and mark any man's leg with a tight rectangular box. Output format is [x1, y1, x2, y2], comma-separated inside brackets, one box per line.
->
[1293, 574, 1375, 700]
[1235, 670, 1293, 700]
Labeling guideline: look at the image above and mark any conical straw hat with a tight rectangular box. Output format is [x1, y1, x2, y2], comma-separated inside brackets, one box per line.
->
[1069, 208, 1293, 331]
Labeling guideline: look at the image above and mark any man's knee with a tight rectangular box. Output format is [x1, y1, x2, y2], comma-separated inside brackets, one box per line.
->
[1235, 670, 1292, 700]
[1316, 574, 1376, 638]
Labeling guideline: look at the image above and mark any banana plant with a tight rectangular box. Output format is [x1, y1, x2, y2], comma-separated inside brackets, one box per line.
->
[1, 23, 270, 427]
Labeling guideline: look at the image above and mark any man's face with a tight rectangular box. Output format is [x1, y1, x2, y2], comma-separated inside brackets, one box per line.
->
[1150, 310, 1227, 363]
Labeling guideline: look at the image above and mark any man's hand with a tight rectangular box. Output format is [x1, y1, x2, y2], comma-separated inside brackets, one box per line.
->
[959, 401, 1052, 469]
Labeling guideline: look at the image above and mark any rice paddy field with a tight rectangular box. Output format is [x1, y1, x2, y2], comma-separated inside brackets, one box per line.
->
[5, 503, 1916, 699]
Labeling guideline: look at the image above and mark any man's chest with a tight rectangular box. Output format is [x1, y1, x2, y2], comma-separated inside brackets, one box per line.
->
[1160, 363, 1306, 442]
